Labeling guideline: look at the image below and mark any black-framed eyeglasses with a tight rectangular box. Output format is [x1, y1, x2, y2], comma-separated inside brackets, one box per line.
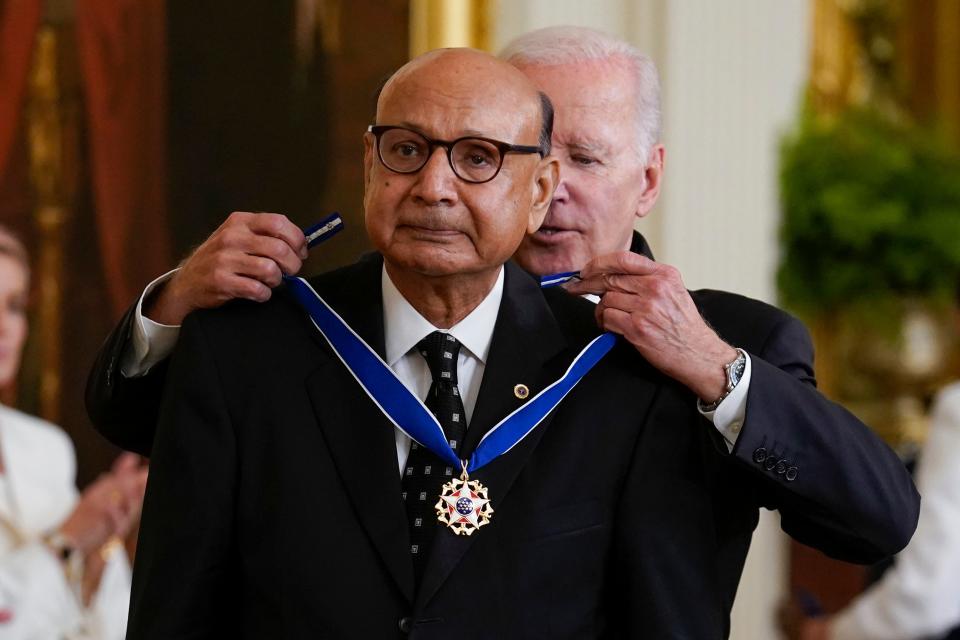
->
[367, 125, 545, 184]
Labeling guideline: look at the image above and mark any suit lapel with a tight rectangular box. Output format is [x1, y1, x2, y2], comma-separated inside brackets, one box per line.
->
[415, 262, 569, 609]
[462, 263, 568, 453]
[306, 365, 414, 602]
[300, 255, 415, 603]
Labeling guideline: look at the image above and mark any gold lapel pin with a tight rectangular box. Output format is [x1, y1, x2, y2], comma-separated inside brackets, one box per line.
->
[514, 384, 529, 400]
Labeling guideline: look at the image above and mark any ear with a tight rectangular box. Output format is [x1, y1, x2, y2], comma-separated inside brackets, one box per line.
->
[527, 156, 560, 234]
[634, 143, 665, 219]
[362, 132, 375, 189]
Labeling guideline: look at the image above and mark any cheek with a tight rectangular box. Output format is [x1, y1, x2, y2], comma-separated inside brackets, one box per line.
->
[469, 197, 529, 258]
[1, 313, 27, 354]
[0, 323, 25, 386]
[587, 177, 634, 227]
[566, 173, 604, 211]
[364, 179, 398, 233]
[592, 204, 635, 246]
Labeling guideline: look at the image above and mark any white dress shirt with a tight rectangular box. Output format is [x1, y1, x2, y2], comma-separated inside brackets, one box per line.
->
[381, 266, 502, 474]
[830, 381, 960, 640]
[121, 267, 748, 453]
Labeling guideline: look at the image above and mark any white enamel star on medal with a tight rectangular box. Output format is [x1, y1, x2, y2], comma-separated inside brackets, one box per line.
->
[435, 464, 494, 536]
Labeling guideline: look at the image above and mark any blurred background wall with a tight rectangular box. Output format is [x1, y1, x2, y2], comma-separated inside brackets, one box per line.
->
[2, 1, 959, 638]
[0, 0, 409, 487]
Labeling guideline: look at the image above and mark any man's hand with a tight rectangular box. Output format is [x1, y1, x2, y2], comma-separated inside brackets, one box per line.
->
[564, 251, 737, 402]
[144, 212, 308, 325]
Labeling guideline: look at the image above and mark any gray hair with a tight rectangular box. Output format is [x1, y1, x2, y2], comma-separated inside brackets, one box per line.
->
[500, 26, 662, 159]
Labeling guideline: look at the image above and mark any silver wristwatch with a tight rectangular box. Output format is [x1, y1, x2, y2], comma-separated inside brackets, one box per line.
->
[698, 348, 747, 412]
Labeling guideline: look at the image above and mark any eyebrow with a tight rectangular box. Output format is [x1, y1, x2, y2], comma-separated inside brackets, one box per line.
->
[563, 141, 610, 155]
[393, 121, 498, 140]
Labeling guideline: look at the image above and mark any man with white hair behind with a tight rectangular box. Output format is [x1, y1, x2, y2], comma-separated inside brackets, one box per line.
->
[504, 28, 752, 432]
[501, 26, 665, 277]
[502, 25, 921, 635]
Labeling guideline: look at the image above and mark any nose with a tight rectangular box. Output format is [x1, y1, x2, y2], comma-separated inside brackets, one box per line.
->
[410, 146, 459, 207]
[552, 179, 570, 204]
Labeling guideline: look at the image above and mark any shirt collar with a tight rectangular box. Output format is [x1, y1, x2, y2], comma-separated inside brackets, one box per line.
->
[382, 266, 503, 367]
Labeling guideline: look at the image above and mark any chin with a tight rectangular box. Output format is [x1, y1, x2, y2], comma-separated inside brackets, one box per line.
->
[387, 251, 468, 278]
[515, 244, 579, 277]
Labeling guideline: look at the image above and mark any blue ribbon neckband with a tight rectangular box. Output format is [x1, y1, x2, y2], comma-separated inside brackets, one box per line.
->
[304, 212, 344, 248]
[539, 270, 581, 288]
[286, 215, 616, 534]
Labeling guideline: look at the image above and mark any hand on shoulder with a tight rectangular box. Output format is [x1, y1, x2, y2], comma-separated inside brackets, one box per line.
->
[144, 212, 307, 325]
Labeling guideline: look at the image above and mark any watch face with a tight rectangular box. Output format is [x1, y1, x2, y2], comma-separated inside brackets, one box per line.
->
[730, 355, 746, 387]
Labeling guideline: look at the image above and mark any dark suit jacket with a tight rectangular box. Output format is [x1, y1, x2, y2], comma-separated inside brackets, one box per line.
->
[91, 247, 919, 639]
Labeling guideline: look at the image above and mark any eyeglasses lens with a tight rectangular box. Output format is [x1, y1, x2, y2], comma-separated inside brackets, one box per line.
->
[451, 139, 501, 182]
[379, 128, 429, 173]
[377, 128, 503, 183]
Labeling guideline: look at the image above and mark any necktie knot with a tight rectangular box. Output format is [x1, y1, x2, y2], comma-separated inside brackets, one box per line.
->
[416, 331, 462, 386]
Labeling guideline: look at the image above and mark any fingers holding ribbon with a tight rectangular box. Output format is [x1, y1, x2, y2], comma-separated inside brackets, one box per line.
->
[564, 251, 737, 400]
[563, 251, 661, 297]
[144, 211, 308, 325]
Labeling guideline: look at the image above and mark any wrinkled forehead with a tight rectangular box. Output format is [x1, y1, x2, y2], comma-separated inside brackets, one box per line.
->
[378, 52, 542, 143]
[523, 59, 636, 118]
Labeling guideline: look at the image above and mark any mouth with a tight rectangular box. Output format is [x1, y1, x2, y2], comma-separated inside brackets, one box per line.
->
[531, 225, 578, 244]
[400, 224, 463, 239]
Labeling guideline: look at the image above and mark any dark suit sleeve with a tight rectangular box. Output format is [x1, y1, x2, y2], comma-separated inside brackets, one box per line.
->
[85, 304, 168, 456]
[127, 311, 239, 638]
[732, 313, 920, 562]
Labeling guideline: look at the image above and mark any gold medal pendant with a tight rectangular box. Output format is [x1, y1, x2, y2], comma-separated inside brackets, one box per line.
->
[435, 463, 494, 536]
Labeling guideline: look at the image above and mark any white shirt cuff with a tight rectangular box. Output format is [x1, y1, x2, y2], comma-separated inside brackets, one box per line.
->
[697, 352, 752, 452]
[119, 269, 182, 378]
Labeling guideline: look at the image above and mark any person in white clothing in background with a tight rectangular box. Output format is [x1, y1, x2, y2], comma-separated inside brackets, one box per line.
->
[792, 285, 960, 640]
[0, 225, 146, 639]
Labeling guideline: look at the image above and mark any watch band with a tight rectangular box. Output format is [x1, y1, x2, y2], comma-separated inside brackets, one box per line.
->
[698, 348, 747, 412]
[42, 531, 75, 562]
[43, 530, 85, 592]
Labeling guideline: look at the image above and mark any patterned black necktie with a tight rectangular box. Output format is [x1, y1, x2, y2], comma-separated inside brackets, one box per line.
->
[401, 331, 467, 586]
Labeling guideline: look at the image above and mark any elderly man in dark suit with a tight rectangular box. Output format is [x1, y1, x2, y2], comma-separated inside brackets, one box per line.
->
[93, 43, 917, 640]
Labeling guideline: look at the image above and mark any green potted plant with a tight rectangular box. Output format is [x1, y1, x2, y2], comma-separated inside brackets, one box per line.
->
[779, 106, 960, 316]
[778, 106, 960, 444]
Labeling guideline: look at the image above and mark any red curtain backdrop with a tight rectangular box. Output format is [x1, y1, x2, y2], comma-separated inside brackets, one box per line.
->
[0, 0, 42, 185]
[76, 0, 170, 317]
